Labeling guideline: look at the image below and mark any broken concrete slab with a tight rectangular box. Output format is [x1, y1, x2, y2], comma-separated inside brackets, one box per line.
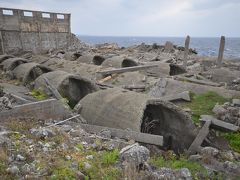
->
[78, 88, 196, 153]
[12, 62, 52, 85]
[175, 76, 221, 87]
[202, 68, 240, 85]
[0, 99, 71, 122]
[159, 91, 191, 102]
[232, 99, 240, 107]
[188, 120, 211, 154]
[97, 64, 158, 77]
[80, 123, 163, 146]
[34, 71, 98, 107]
[200, 115, 239, 132]
[150, 78, 240, 98]
[0, 83, 36, 103]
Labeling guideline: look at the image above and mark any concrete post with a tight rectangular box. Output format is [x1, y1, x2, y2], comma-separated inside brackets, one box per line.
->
[0, 31, 4, 54]
[217, 36, 225, 67]
[183, 35, 190, 68]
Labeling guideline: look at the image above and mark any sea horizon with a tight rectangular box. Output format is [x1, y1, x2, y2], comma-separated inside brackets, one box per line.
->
[78, 35, 240, 58]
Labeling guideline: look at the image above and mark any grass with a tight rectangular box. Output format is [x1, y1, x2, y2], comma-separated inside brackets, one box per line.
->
[30, 89, 48, 100]
[151, 155, 208, 179]
[77, 149, 121, 180]
[224, 132, 240, 153]
[180, 91, 228, 124]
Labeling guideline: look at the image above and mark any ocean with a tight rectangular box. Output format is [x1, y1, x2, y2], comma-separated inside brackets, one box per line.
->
[78, 36, 240, 58]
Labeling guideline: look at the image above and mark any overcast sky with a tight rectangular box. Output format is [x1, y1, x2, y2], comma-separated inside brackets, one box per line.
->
[0, 0, 239, 37]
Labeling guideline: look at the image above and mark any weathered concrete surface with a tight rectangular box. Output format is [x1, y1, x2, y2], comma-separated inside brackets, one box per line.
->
[0, 82, 36, 102]
[202, 68, 240, 85]
[35, 58, 101, 80]
[101, 56, 138, 68]
[76, 54, 105, 65]
[80, 123, 164, 146]
[0, 7, 71, 54]
[78, 88, 196, 152]
[0, 57, 28, 71]
[150, 78, 240, 98]
[34, 71, 98, 106]
[188, 120, 211, 154]
[0, 54, 14, 63]
[200, 115, 239, 132]
[0, 99, 70, 122]
[12, 62, 52, 85]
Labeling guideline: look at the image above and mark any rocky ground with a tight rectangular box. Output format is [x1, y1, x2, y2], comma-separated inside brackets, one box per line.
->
[0, 40, 240, 179]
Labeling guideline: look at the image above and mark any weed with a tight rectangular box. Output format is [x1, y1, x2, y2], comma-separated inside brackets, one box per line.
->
[224, 132, 240, 153]
[30, 89, 48, 100]
[180, 91, 228, 124]
[151, 155, 208, 179]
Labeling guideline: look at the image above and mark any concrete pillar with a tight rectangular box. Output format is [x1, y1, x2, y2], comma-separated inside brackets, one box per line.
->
[0, 31, 4, 54]
[183, 35, 190, 68]
[217, 36, 225, 67]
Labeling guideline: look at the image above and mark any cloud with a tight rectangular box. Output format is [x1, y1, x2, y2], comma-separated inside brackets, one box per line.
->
[0, 0, 239, 37]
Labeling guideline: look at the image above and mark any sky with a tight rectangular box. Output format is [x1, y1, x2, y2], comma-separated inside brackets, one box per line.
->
[0, 0, 239, 37]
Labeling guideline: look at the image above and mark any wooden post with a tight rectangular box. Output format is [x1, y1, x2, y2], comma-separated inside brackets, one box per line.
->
[183, 35, 190, 68]
[217, 36, 225, 67]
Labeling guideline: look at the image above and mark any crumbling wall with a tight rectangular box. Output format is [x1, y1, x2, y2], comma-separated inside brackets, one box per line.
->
[0, 7, 71, 54]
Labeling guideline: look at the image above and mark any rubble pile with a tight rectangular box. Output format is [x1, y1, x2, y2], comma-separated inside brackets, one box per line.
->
[1, 36, 240, 179]
[213, 99, 240, 126]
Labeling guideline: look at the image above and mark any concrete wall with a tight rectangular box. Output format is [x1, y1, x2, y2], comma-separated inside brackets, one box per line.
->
[0, 7, 71, 54]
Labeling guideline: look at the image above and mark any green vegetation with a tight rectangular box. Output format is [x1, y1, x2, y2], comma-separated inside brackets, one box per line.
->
[224, 132, 240, 153]
[101, 149, 119, 167]
[51, 166, 76, 180]
[30, 89, 48, 100]
[78, 149, 121, 180]
[181, 91, 228, 124]
[151, 155, 208, 179]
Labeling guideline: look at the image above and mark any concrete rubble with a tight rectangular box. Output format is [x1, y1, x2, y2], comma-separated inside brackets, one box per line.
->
[0, 7, 240, 179]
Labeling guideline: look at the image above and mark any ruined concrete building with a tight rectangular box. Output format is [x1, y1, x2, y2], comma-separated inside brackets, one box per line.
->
[0, 7, 72, 54]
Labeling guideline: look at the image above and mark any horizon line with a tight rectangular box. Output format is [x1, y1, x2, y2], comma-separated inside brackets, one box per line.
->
[77, 34, 240, 38]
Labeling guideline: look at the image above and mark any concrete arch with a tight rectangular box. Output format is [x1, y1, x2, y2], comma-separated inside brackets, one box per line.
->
[0, 57, 28, 71]
[13, 62, 52, 85]
[76, 54, 106, 65]
[0, 54, 14, 63]
[78, 88, 196, 153]
[101, 56, 138, 68]
[34, 70, 98, 107]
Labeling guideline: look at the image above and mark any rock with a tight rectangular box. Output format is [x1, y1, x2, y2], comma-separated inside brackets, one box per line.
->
[189, 154, 202, 162]
[120, 143, 150, 167]
[21, 163, 34, 174]
[76, 171, 86, 180]
[7, 165, 20, 175]
[98, 129, 111, 139]
[65, 155, 71, 161]
[175, 168, 192, 180]
[30, 127, 55, 138]
[212, 105, 227, 116]
[200, 147, 219, 157]
[16, 154, 26, 161]
[60, 125, 72, 132]
[233, 78, 240, 84]
[84, 162, 92, 170]
[232, 99, 240, 107]
[0, 95, 13, 111]
[220, 151, 235, 161]
[152, 167, 176, 179]
[223, 161, 239, 173]
[86, 155, 93, 160]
